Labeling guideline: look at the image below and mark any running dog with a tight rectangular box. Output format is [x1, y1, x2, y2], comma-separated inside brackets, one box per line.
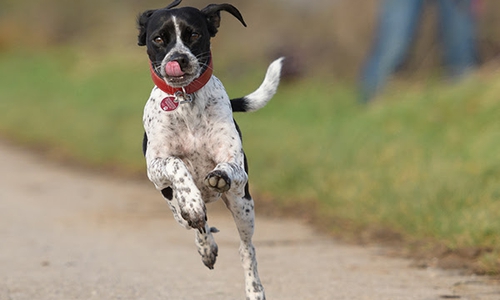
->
[137, 1, 282, 299]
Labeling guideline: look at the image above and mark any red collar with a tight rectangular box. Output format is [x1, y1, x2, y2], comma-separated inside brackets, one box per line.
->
[149, 56, 213, 95]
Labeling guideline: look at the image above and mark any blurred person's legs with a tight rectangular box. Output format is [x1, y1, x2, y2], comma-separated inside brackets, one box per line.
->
[359, 0, 424, 102]
[437, 0, 478, 78]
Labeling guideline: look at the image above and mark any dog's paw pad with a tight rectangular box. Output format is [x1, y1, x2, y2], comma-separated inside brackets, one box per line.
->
[204, 170, 231, 192]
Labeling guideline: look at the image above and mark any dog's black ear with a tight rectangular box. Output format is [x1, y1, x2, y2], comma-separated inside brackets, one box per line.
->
[137, 10, 156, 46]
[201, 3, 247, 37]
[164, 0, 182, 9]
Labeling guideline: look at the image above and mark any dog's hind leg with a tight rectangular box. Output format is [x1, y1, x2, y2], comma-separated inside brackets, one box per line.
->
[223, 193, 265, 300]
[195, 223, 219, 269]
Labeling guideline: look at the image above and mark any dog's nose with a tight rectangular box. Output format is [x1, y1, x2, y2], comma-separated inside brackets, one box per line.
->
[169, 53, 190, 70]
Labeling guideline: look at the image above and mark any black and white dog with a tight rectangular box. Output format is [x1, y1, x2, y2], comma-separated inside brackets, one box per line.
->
[137, 0, 282, 299]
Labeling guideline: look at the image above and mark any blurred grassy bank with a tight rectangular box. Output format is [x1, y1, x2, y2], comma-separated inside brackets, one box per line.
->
[1, 49, 500, 274]
[0, 49, 148, 173]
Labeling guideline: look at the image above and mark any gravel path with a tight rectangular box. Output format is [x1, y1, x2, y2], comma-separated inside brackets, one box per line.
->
[1, 142, 499, 300]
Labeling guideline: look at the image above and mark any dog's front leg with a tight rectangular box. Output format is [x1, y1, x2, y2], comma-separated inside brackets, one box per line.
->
[147, 157, 206, 230]
[204, 162, 248, 194]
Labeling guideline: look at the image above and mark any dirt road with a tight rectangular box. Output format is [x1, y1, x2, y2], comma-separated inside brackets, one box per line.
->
[1, 142, 499, 300]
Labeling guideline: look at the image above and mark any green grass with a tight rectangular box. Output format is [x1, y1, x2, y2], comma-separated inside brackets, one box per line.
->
[0, 49, 148, 173]
[2, 50, 500, 274]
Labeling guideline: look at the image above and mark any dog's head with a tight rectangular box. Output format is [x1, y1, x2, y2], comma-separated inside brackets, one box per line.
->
[137, 0, 246, 88]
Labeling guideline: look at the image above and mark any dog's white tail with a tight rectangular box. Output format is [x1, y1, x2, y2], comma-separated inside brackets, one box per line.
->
[231, 57, 284, 112]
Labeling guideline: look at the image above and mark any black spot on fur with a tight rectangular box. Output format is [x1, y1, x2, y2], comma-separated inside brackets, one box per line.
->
[161, 187, 173, 200]
[230, 97, 249, 112]
[233, 119, 243, 140]
[142, 132, 148, 156]
[243, 152, 252, 200]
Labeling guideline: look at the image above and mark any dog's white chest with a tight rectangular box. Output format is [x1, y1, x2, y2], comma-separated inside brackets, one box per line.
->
[143, 79, 243, 195]
[144, 96, 211, 156]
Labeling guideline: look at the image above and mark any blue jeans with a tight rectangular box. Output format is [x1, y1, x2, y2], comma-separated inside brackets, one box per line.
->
[359, 0, 477, 102]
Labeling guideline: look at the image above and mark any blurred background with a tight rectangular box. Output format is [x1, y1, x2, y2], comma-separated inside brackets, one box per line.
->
[2, 0, 500, 78]
[2, 0, 500, 275]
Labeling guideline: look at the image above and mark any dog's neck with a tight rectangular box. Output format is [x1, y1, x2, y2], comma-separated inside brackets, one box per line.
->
[149, 56, 213, 95]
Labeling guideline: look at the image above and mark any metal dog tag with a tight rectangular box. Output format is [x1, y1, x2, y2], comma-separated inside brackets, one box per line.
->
[160, 96, 179, 111]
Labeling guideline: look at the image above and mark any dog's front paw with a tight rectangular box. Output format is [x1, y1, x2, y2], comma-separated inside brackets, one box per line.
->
[177, 193, 206, 230]
[180, 205, 206, 230]
[204, 170, 231, 192]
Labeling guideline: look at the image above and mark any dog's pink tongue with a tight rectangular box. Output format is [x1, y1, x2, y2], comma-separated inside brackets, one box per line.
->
[165, 61, 185, 77]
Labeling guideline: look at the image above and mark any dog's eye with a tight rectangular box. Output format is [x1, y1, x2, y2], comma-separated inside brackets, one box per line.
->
[190, 32, 201, 42]
[153, 37, 164, 45]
